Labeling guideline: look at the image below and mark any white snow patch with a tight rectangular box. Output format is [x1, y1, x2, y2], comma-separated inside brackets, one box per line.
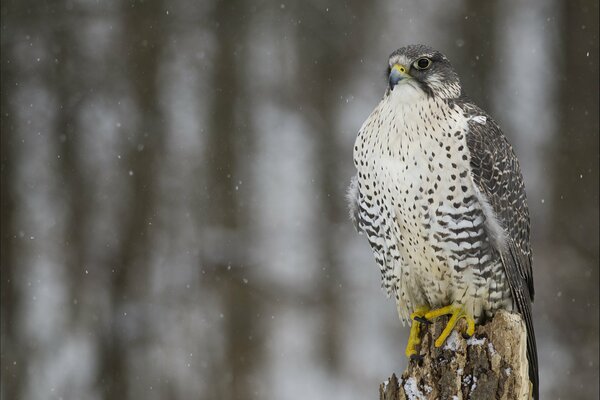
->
[403, 377, 427, 400]
[466, 336, 486, 346]
[487, 342, 497, 355]
[470, 376, 478, 391]
[463, 374, 472, 386]
[504, 367, 512, 376]
[443, 330, 461, 351]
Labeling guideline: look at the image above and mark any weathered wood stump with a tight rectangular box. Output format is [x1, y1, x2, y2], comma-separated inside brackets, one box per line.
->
[379, 310, 531, 400]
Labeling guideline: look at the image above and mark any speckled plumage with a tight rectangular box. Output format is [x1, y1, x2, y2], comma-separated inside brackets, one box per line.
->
[349, 45, 537, 398]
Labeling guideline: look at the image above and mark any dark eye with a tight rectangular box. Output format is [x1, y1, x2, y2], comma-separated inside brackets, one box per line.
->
[414, 58, 432, 70]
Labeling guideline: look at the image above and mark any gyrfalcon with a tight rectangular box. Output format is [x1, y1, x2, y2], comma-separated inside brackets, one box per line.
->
[348, 44, 538, 398]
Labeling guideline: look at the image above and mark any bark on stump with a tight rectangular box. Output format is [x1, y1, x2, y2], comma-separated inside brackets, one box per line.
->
[379, 310, 531, 400]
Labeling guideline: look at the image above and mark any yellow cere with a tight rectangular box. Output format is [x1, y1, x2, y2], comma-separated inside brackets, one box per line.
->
[392, 64, 408, 74]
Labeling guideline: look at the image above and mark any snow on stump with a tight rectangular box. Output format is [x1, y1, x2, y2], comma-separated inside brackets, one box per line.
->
[379, 310, 531, 400]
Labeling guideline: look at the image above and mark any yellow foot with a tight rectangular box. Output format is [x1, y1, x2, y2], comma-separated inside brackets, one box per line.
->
[424, 304, 476, 348]
[405, 306, 429, 358]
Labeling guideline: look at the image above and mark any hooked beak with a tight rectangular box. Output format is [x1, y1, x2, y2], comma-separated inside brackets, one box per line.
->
[389, 64, 411, 90]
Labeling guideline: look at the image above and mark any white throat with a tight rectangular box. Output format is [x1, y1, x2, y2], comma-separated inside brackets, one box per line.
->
[388, 81, 428, 105]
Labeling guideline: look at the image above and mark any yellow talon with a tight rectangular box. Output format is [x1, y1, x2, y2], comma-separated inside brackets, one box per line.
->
[424, 305, 476, 348]
[405, 306, 429, 358]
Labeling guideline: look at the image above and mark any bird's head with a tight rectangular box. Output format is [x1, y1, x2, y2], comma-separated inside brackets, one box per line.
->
[386, 44, 462, 100]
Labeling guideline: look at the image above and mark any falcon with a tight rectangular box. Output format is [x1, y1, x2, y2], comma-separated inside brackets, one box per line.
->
[348, 44, 538, 398]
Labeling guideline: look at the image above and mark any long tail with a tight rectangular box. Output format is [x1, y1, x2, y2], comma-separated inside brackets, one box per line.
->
[519, 288, 539, 400]
[504, 248, 539, 399]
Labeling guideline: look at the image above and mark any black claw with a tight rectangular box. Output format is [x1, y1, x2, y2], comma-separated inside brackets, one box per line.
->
[414, 316, 431, 325]
[410, 354, 424, 362]
[462, 333, 472, 339]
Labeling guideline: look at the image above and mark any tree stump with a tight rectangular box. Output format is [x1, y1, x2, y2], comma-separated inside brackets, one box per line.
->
[379, 310, 532, 400]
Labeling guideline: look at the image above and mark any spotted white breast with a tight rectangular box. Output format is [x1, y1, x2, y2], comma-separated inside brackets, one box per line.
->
[352, 92, 513, 323]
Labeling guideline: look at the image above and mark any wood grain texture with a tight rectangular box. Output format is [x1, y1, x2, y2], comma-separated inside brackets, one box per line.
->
[379, 310, 531, 400]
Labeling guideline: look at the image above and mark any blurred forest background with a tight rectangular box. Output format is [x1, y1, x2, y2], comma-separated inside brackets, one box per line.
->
[1, 0, 598, 399]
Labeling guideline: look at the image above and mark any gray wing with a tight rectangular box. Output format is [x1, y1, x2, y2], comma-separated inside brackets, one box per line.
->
[460, 100, 538, 399]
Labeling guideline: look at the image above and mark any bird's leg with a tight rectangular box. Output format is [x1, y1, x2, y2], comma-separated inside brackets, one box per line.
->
[423, 304, 476, 348]
[405, 306, 430, 358]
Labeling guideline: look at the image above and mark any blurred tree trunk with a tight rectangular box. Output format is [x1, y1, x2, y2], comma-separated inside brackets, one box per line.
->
[51, 3, 89, 327]
[0, 12, 21, 399]
[203, 1, 262, 399]
[96, 0, 166, 397]
[0, 2, 61, 397]
[453, 0, 497, 109]
[293, 0, 379, 372]
[379, 311, 532, 400]
[553, 0, 599, 261]
[550, 0, 599, 398]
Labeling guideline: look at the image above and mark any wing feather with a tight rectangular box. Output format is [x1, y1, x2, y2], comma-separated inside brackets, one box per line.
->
[459, 100, 539, 399]
[346, 175, 362, 233]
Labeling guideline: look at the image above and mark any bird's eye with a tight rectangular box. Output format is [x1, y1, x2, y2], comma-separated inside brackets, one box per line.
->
[414, 58, 432, 70]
